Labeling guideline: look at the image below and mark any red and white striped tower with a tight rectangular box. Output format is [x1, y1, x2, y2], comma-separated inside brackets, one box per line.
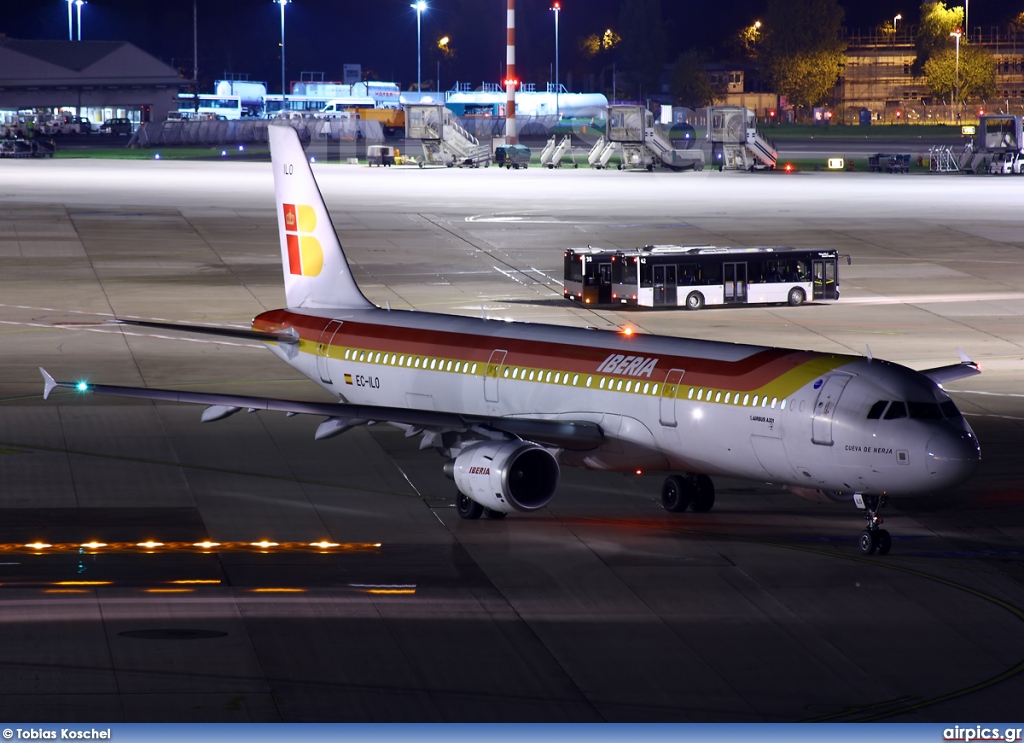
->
[505, 0, 517, 144]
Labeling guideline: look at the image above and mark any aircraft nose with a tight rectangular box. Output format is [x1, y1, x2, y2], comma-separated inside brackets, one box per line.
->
[926, 428, 981, 488]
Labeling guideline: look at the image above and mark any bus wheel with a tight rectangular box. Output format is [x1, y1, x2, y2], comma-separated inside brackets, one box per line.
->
[788, 287, 806, 306]
[685, 291, 704, 311]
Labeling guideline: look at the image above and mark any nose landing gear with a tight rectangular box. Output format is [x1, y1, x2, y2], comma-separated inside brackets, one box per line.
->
[856, 494, 891, 555]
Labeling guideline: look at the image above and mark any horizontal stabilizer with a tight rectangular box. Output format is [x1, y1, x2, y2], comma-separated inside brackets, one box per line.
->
[109, 319, 299, 345]
[921, 350, 981, 386]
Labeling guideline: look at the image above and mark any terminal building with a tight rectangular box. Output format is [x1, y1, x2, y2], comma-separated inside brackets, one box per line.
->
[839, 28, 1024, 124]
[0, 37, 184, 128]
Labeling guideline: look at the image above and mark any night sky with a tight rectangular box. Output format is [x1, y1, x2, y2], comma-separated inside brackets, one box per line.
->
[3, 0, 1015, 94]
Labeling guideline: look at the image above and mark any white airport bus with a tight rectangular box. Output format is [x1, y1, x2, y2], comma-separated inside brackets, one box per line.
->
[176, 94, 245, 120]
[563, 245, 843, 310]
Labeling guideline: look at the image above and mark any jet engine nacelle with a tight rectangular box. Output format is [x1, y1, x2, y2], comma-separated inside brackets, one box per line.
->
[450, 441, 560, 514]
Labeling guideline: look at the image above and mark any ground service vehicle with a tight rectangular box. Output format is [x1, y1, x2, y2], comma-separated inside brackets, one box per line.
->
[495, 144, 531, 169]
[367, 145, 396, 166]
[564, 245, 842, 309]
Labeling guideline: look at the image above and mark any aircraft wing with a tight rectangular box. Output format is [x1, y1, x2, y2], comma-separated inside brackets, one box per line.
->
[39, 368, 602, 452]
[921, 350, 981, 386]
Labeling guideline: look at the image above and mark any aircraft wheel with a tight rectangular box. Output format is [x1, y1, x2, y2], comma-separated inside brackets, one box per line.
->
[685, 291, 705, 311]
[483, 508, 507, 520]
[858, 529, 878, 555]
[788, 287, 806, 306]
[661, 475, 691, 513]
[876, 529, 892, 555]
[691, 475, 715, 512]
[456, 491, 484, 520]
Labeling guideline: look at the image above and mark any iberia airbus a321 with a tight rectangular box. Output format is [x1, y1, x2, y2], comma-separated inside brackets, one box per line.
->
[40, 125, 982, 555]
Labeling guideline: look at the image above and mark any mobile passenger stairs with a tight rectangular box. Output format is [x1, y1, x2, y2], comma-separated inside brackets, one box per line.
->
[404, 103, 491, 168]
[706, 106, 777, 170]
[591, 105, 705, 171]
[539, 135, 577, 168]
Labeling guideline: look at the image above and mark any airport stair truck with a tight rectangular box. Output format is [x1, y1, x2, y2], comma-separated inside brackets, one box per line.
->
[706, 106, 777, 170]
[606, 105, 705, 171]
[404, 103, 491, 168]
[540, 136, 557, 164]
[540, 135, 575, 168]
[587, 135, 623, 168]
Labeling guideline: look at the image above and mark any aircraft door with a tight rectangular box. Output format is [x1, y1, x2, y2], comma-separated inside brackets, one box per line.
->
[484, 349, 507, 403]
[659, 368, 686, 427]
[811, 374, 851, 446]
[597, 262, 612, 304]
[812, 259, 837, 300]
[316, 320, 344, 384]
[724, 262, 747, 303]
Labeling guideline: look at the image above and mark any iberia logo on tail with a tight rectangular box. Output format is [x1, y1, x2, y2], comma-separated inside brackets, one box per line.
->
[282, 203, 324, 277]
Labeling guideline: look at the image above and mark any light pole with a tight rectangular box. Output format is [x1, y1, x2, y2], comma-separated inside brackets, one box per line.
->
[75, 0, 85, 41]
[550, 2, 560, 118]
[275, 0, 290, 108]
[67, 0, 73, 41]
[411, 1, 426, 93]
[950, 27, 962, 122]
[193, 0, 198, 87]
[893, 13, 901, 45]
[437, 36, 449, 94]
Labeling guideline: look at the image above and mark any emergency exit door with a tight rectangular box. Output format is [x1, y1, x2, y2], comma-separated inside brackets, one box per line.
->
[316, 320, 344, 384]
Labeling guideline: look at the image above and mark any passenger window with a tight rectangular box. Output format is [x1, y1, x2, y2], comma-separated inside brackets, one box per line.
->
[867, 401, 888, 419]
[884, 401, 908, 420]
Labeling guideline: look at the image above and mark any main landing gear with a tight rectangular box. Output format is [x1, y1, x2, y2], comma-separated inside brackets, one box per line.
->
[856, 494, 891, 556]
[661, 474, 715, 513]
[455, 491, 506, 520]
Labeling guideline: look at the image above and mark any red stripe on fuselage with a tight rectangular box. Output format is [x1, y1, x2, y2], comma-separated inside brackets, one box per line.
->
[252, 309, 837, 391]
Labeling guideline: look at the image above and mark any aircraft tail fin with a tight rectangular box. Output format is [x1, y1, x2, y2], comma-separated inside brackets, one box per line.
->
[268, 124, 374, 310]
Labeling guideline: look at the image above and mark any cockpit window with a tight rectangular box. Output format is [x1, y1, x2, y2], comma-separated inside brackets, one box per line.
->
[907, 402, 943, 420]
[867, 401, 888, 420]
[940, 400, 960, 418]
[884, 401, 908, 420]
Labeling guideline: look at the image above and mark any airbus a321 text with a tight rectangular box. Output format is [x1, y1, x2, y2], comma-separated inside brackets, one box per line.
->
[41, 125, 982, 556]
